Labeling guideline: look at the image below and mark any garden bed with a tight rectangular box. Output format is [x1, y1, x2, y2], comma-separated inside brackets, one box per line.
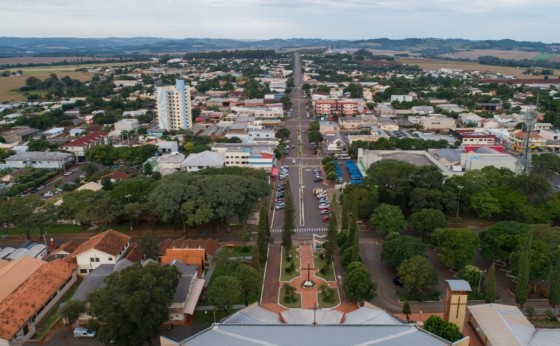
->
[313, 252, 336, 282]
[279, 286, 301, 308]
[318, 287, 339, 308]
[396, 289, 441, 302]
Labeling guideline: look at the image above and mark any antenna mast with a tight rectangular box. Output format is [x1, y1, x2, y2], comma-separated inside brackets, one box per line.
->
[515, 96, 539, 174]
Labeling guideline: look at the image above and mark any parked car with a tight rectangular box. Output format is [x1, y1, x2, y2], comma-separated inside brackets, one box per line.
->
[64, 171, 73, 176]
[393, 277, 404, 287]
[275, 204, 285, 210]
[322, 216, 330, 222]
[37, 185, 45, 190]
[292, 159, 297, 164]
[74, 327, 97, 339]
[318, 204, 330, 209]
[43, 191, 54, 198]
[320, 210, 330, 215]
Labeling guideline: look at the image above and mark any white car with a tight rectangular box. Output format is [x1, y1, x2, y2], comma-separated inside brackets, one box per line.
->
[292, 159, 297, 164]
[64, 171, 73, 176]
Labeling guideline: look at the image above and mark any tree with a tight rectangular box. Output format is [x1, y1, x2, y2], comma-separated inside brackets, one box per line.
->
[276, 127, 291, 139]
[143, 162, 153, 176]
[365, 160, 416, 207]
[470, 192, 501, 218]
[124, 202, 144, 232]
[424, 315, 463, 342]
[479, 222, 531, 261]
[207, 276, 242, 312]
[256, 204, 270, 266]
[139, 231, 159, 260]
[431, 228, 478, 270]
[308, 130, 324, 144]
[100, 176, 113, 190]
[324, 209, 338, 265]
[60, 300, 86, 325]
[402, 301, 411, 322]
[369, 203, 407, 236]
[343, 265, 377, 304]
[236, 264, 261, 306]
[409, 209, 447, 233]
[0, 195, 44, 239]
[549, 247, 560, 308]
[515, 234, 531, 308]
[457, 265, 483, 292]
[485, 262, 497, 303]
[397, 256, 438, 293]
[281, 180, 295, 253]
[381, 235, 426, 268]
[87, 263, 180, 346]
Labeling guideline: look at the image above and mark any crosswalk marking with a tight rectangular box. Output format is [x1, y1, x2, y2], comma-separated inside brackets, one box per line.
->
[271, 227, 328, 233]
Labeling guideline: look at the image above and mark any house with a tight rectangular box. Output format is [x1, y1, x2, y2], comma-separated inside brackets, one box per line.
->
[100, 171, 130, 183]
[377, 118, 399, 131]
[0, 260, 77, 346]
[159, 238, 219, 273]
[48, 240, 79, 260]
[324, 132, 349, 153]
[62, 131, 108, 160]
[157, 153, 186, 176]
[374, 104, 397, 118]
[70, 229, 132, 275]
[181, 151, 225, 172]
[509, 130, 546, 151]
[411, 106, 434, 114]
[418, 115, 456, 131]
[458, 112, 483, 127]
[3, 152, 74, 169]
[155, 140, 179, 154]
[114, 119, 139, 132]
[167, 260, 205, 325]
[391, 95, 413, 102]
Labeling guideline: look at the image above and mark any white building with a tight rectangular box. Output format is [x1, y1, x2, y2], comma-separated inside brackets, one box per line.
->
[212, 143, 275, 170]
[156, 140, 179, 154]
[181, 151, 225, 172]
[70, 229, 131, 276]
[157, 152, 185, 175]
[4, 152, 74, 169]
[156, 79, 192, 131]
[391, 95, 413, 102]
[114, 119, 139, 132]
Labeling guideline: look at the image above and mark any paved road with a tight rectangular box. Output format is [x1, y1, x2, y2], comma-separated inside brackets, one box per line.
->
[270, 53, 331, 240]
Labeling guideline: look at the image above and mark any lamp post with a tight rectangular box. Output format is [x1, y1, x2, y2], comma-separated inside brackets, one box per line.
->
[456, 185, 464, 218]
[477, 269, 487, 294]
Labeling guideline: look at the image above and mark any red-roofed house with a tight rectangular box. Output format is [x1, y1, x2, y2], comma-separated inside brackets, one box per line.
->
[70, 229, 132, 275]
[62, 131, 108, 160]
[0, 259, 77, 346]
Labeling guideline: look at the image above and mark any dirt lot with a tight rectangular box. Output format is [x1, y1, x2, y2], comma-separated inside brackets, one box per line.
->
[0, 71, 91, 102]
[441, 49, 541, 61]
[398, 57, 560, 79]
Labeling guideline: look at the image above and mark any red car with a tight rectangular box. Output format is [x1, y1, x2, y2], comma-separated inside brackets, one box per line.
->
[322, 216, 329, 222]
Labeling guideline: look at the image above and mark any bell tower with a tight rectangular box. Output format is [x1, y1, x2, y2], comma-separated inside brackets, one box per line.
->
[443, 280, 471, 332]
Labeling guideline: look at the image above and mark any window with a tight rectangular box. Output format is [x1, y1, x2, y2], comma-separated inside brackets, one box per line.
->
[95, 258, 100, 262]
[90, 258, 95, 262]
[80, 269, 88, 274]
[108, 257, 113, 261]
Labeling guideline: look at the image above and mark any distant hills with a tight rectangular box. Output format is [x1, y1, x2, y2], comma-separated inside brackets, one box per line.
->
[0, 37, 559, 58]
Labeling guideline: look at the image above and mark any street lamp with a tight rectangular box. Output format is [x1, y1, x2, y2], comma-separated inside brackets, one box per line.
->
[456, 185, 464, 218]
[477, 269, 487, 294]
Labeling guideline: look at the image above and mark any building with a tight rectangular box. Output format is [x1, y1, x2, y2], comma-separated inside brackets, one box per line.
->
[324, 132, 349, 153]
[0, 257, 45, 304]
[0, 260, 77, 346]
[114, 119, 139, 132]
[319, 121, 340, 135]
[391, 95, 413, 102]
[468, 304, 560, 345]
[157, 152, 185, 176]
[416, 115, 456, 131]
[61, 132, 108, 160]
[3, 152, 74, 169]
[1, 126, 41, 144]
[70, 229, 132, 275]
[460, 147, 517, 172]
[211, 143, 275, 170]
[161, 303, 465, 346]
[156, 79, 193, 131]
[443, 280, 470, 332]
[509, 130, 546, 151]
[155, 140, 179, 154]
[377, 118, 399, 131]
[314, 100, 359, 116]
[159, 238, 220, 271]
[181, 151, 225, 172]
[167, 260, 204, 325]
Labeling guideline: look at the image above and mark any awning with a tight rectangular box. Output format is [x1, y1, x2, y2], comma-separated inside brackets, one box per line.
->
[184, 278, 205, 315]
[271, 167, 279, 177]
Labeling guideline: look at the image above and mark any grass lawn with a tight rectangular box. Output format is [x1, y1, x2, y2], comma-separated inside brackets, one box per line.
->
[313, 252, 336, 282]
[279, 286, 301, 308]
[396, 289, 441, 302]
[280, 247, 300, 282]
[192, 309, 239, 325]
[530, 319, 560, 328]
[318, 287, 339, 308]
[32, 284, 79, 340]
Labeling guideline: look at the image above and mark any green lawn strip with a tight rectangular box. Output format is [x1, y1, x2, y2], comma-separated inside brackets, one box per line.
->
[32, 284, 79, 340]
[530, 319, 560, 328]
[317, 287, 339, 309]
[280, 247, 301, 282]
[279, 286, 301, 309]
[192, 309, 239, 325]
[313, 252, 336, 282]
[3, 224, 84, 237]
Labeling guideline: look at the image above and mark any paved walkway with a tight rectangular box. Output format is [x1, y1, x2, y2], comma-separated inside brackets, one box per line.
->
[261, 242, 282, 305]
[288, 245, 337, 309]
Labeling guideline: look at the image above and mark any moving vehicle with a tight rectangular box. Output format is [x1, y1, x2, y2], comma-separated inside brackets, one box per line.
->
[292, 159, 297, 164]
[74, 327, 97, 339]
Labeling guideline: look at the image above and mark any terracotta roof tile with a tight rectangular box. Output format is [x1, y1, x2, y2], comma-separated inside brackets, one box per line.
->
[123, 243, 143, 263]
[159, 238, 219, 257]
[63, 131, 106, 147]
[70, 229, 131, 258]
[0, 257, 45, 303]
[0, 259, 76, 340]
[54, 240, 80, 254]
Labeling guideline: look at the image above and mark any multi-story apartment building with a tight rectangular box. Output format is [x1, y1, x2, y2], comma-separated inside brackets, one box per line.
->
[314, 100, 359, 116]
[156, 79, 192, 131]
[211, 143, 275, 170]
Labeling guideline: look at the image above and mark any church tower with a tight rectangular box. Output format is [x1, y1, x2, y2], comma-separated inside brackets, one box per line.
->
[443, 280, 471, 332]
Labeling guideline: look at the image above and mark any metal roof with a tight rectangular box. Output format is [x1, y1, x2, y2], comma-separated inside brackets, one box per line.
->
[342, 304, 402, 325]
[223, 304, 281, 324]
[446, 280, 472, 292]
[180, 324, 451, 346]
[468, 304, 534, 346]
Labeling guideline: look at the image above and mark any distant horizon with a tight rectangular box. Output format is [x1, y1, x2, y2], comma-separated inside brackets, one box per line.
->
[0, 36, 558, 45]
[1, 1, 558, 43]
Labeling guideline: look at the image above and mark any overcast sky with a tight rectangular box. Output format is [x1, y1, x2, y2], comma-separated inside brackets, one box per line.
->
[1, 0, 558, 43]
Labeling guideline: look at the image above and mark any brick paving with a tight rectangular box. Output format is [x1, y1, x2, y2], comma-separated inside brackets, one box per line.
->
[261, 242, 282, 305]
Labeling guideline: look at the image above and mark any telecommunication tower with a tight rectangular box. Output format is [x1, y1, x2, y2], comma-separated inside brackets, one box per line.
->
[515, 103, 538, 174]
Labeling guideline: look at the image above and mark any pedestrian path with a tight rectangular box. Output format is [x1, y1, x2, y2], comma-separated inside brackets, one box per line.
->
[271, 227, 327, 233]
